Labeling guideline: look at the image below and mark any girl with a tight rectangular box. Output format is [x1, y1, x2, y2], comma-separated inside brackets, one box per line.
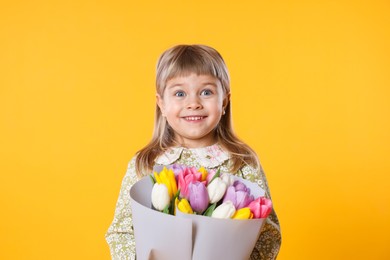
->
[105, 44, 281, 259]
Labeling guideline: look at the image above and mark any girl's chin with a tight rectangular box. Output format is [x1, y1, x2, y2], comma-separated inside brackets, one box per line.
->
[173, 135, 216, 148]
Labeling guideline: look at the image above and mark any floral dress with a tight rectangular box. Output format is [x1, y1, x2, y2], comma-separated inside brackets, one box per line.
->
[105, 144, 281, 259]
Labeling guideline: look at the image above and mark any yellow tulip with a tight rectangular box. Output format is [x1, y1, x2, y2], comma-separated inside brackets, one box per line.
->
[176, 198, 193, 214]
[174, 197, 179, 215]
[199, 167, 208, 182]
[232, 207, 253, 220]
[153, 167, 178, 198]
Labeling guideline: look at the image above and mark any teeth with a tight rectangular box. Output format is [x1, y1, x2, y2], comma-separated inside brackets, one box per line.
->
[186, 116, 203, 121]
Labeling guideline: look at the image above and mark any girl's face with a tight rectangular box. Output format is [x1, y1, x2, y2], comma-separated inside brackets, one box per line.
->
[157, 73, 230, 148]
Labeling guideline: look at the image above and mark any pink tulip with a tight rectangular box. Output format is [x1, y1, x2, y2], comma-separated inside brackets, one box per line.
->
[223, 181, 254, 209]
[177, 167, 204, 199]
[248, 197, 272, 219]
[188, 181, 209, 214]
[205, 169, 217, 184]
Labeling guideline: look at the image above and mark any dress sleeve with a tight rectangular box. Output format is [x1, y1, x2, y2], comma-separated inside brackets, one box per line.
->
[241, 164, 282, 260]
[105, 157, 138, 260]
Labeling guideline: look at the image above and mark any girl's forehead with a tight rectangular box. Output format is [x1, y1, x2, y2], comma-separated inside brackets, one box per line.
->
[165, 73, 220, 87]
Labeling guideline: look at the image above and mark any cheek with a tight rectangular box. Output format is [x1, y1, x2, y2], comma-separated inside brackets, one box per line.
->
[162, 101, 181, 114]
[207, 99, 223, 113]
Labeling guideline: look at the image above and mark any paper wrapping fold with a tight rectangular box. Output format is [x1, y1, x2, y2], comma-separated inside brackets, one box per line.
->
[130, 176, 192, 260]
[130, 175, 266, 260]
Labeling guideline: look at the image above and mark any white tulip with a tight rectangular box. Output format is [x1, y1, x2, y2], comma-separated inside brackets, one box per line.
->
[211, 201, 236, 219]
[221, 173, 235, 187]
[151, 183, 170, 211]
[207, 177, 227, 204]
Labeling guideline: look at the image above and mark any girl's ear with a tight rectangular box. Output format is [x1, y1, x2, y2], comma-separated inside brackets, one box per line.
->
[156, 94, 165, 116]
[223, 92, 231, 111]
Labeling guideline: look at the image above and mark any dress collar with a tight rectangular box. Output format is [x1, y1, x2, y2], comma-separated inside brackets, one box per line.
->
[155, 144, 230, 168]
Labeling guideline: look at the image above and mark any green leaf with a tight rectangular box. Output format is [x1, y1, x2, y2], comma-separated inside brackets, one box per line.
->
[203, 203, 216, 217]
[149, 174, 156, 184]
[208, 169, 221, 185]
[163, 204, 170, 214]
[168, 189, 180, 215]
[174, 189, 181, 199]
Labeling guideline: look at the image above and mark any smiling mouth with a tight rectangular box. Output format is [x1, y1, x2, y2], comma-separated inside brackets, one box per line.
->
[183, 116, 206, 121]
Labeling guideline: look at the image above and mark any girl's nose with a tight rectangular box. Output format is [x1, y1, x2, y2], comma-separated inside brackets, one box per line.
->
[186, 96, 203, 110]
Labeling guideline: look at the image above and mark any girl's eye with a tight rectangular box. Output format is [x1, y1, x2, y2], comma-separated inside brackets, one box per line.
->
[201, 89, 213, 96]
[175, 91, 186, 97]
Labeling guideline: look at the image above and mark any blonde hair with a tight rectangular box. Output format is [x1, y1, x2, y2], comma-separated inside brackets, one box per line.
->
[135, 44, 259, 177]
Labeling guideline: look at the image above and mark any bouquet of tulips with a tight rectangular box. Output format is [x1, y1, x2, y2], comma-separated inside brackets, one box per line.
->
[129, 165, 273, 260]
[150, 165, 272, 220]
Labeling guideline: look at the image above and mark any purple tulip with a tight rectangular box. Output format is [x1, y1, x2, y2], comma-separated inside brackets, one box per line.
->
[234, 181, 249, 192]
[223, 181, 254, 209]
[188, 181, 209, 214]
[170, 164, 186, 177]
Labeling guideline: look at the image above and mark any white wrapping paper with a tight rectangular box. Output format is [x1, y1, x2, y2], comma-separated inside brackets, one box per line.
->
[130, 175, 266, 260]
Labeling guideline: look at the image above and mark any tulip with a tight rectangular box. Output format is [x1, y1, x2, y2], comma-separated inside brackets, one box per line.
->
[198, 166, 208, 182]
[170, 164, 186, 176]
[175, 197, 193, 214]
[206, 169, 218, 184]
[223, 181, 254, 209]
[207, 177, 227, 204]
[220, 173, 234, 187]
[232, 207, 253, 220]
[233, 181, 249, 192]
[188, 181, 209, 214]
[151, 183, 170, 211]
[211, 201, 236, 219]
[248, 197, 272, 219]
[153, 167, 178, 199]
[177, 167, 204, 199]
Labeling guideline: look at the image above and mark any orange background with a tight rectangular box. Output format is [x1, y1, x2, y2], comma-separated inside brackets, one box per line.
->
[1, 1, 389, 259]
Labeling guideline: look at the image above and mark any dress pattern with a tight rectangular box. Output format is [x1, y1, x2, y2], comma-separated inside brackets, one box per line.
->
[105, 144, 281, 259]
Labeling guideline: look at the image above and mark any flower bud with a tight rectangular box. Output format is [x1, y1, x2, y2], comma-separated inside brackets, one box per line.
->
[153, 167, 178, 199]
[151, 183, 170, 211]
[207, 177, 227, 204]
[211, 201, 236, 219]
[232, 207, 253, 220]
[248, 197, 272, 219]
[223, 181, 254, 209]
[176, 198, 193, 214]
[188, 182, 209, 214]
[220, 173, 234, 187]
